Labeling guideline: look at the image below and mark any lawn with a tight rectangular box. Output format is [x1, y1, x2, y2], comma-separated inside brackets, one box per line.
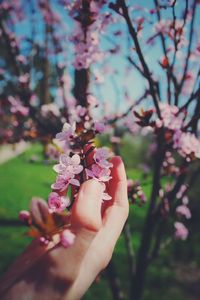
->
[0, 144, 55, 273]
[0, 143, 199, 300]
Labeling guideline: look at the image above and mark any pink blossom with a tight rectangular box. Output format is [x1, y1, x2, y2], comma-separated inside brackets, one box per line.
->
[176, 205, 191, 219]
[94, 148, 113, 168]
[182, 71, 195, 95]
[110, 136, 121, 144]
[127, 179, 134, 187]
[51, 174, 80, 191]
[39, 236, 49, 246]
[173, 130, 200, 160]
[94, 122, 106, 133]
[41, 103, 60, 117]
[18, 73, 29, 83]
[156, 103, 184, 131]
[55, 122, 76, 142]
[48, 192, 70, 212]
[16, 55, 26, 64]
[60, 229, 76, 248]
[124, 116, 140, 134]
[176, 184, 187, 199]
[182, 195, 189, 205]
[19, 210, 30, 222]
[72, 22, 103, 69]
[154, 19, 185, 42]
[174, 222, 188, 240]
[53, 154, 83, 176]
[8, 96, 29, 117]
[87, 94, 98, 107]
[76, 105, 87, 118]
[86, 164, 112, 182]
[127, 179, 134, 192]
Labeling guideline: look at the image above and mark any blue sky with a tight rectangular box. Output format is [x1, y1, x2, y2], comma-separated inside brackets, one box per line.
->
[5, 0, 200, 115]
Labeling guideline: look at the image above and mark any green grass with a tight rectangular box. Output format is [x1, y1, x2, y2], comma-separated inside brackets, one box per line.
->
[0, 143, 55, 274]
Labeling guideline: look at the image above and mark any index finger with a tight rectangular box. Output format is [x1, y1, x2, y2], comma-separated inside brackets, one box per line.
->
[95, 156, 129, 256]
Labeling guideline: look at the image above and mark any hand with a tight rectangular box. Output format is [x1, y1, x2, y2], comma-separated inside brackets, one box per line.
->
[0, 156, 129, 300]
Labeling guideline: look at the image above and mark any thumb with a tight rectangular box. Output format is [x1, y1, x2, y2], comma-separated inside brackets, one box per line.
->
[71, 179, 104, 232]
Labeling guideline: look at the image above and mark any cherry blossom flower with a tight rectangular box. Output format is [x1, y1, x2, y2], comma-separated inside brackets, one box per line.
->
[173, 130, 200, 160]
[51, 173, 80, 191]
[16, 54, 26, 64]
[127, 179, 134, 192]
[174, 222, 188, 240]
[176, 184, 187, 199]
[86, 164, 112, 182]
[110, 136, 121, 144]
[94, 121, 106, 133]
[94, 148, 113, 168]
[155, 103, 184, 131]
[72, 24, 103, 69]
[41, 103, 60, 117]
[8, 96, 29, 117]
[39, 236, 50, 246]
[127, 179, 147, 205]
[19, 210, 30, 222]
[176, 205, 191, 219]
[48, 192, 70, 213]
[53, 154, 83, 176]
[154, 19, 185, 43]
[87, 94, 98, 107]
[55, 122, 76, 142]
[182, 196, 189, 205]
[18, 73, 29, 83]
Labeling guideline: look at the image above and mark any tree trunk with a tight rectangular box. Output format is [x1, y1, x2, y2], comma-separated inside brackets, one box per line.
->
[73, 69, 89, 107]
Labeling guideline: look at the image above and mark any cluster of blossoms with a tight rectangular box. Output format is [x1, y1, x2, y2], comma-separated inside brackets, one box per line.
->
[155, 103, 185, 131]
[174, 185, 191, 240]
[39, 0, 61, 25]
[134, 103, 195, 240]
[162, 151, 180, 176]
[8, 95, 29, 117]
[19, 117, 113, 248]
[158, 183, 190, 240]
[134, 103, 200, 161]
[71, 25, 104, 70]
[0, 0, 24, 23]
[127, 179, 146, 205]
[173, 130, 200, 161]
[154, 19, 186, 47]
[19, 197, 75, 248]
[174, 222, 188, 241]
[65, 1, 113, 69]
[0, 95, 31, 144]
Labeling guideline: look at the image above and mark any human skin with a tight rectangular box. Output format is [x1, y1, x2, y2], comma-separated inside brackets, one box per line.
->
[0, 156, 129, 300]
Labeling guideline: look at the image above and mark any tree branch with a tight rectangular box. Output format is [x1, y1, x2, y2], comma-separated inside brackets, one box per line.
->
[111, 0, 161, 118]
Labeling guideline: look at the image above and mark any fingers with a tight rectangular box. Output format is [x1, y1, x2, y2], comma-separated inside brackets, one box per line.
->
[96, 156, 129, 259]
[67, 158, 129, 299]
[46, 179, 104, 284]
[71, 179, 104, 232]
[108, 156, 128, 208]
